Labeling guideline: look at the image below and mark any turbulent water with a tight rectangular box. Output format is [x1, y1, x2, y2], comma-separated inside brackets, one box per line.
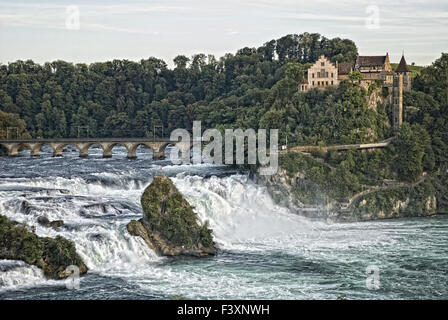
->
[0, 145, 447, 300]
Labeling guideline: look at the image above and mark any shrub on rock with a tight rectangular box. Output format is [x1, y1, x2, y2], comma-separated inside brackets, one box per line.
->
[0, 215, 87, 279]
[127, 175, 217, 257]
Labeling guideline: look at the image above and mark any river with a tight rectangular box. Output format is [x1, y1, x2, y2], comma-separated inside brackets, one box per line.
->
[0, 145, 447, 299]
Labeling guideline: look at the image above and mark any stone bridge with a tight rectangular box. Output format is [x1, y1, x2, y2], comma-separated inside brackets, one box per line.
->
[0, 138, 192, 159]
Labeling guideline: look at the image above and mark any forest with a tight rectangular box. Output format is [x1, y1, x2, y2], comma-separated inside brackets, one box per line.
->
[0, 32, 359, 140]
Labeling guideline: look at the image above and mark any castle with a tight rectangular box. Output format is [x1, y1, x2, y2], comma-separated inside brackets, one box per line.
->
[299, 53, 411, 91]
[299, 53, 412, 132]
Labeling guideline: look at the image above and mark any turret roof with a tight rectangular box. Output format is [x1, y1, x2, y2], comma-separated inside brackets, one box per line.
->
[396, 55, 410, 73]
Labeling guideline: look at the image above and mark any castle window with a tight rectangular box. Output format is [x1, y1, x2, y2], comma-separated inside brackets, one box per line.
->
[331, 80, 333, 85]
[326, 81, 328, 85]
[318, 81, 320, 85]
[312, 81, 314, 85]
[331, 73, 334, 78]
[326, 72, 329, 77]
[321, 62, 325, 66]
[317, 72, 320, 78]
[312, 73, 315, 78]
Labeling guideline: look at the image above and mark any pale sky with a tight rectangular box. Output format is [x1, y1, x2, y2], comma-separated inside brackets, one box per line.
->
[0, 0, 447, 67]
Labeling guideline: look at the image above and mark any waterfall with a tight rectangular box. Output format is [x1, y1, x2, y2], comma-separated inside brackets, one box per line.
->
[0, 167, 325, 292]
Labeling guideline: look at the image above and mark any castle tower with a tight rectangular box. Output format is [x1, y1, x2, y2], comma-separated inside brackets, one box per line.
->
[395, 54, 411, 91]
[393, 74, 403, 132]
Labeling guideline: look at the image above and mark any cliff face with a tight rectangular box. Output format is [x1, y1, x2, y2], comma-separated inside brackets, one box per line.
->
[127, 175, 217, 257]
[365, 86, 384, 111]
[258, 169, 333, 219]
[258, 168, 438, 222]
[258, 169, 304, 209]
[340, 184, 437, 222]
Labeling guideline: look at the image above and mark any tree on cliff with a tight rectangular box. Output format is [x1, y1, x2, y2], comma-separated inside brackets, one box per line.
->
[393, 123, 431, 182]
[348, 70, 364, 82]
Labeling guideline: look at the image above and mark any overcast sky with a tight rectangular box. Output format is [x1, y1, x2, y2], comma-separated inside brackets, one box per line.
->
[0, 0, 447, 67]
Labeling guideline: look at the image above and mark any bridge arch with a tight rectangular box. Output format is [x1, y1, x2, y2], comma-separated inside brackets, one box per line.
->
[100, 142, 131, 159]
[126, 143, 157, 159]
[0, 143, 7, 156]
[72, 142, 104, 158]
[159, 142, 175, 153]
[160, 141, 193, 162]
[23, 143, 42, 157]
[128, 142, 149, 152]
[85, 143, 104, 157]
[36, 143, 57, 157]
[0, 142, 34, 157]
[52, 143, 81, 157]
[155, 142, 175, 160]
[17, 143, 35, 157]
[13, 143, 30, 157]
[0, 143, 17, 156]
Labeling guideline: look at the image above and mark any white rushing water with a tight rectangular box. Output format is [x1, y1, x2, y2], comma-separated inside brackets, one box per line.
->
[0, 169, 322, 289]
[0, 148, 447, 299]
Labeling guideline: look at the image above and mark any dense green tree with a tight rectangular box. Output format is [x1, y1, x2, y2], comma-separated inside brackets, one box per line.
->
[104, 112, 131, 137]
[393, 123, 430, 182]
[35, 98, 66, 138]
[348, 70, 363, 82]
[0, 110, 30, 139]
[413, 53, 448, 106]
[70, 106, 98, 137]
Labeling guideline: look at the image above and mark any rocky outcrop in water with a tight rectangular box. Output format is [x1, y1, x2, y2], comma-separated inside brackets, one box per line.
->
[37, 216, 64, 228]
[0, 215, 87, 279]
[127, 175, 217, 257]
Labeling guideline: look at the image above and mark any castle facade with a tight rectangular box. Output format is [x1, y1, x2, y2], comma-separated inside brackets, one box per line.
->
[299, 53, 411, 92]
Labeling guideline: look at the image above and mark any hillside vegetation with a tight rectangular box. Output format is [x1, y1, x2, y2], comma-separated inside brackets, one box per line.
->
[0, 32, 357, 141]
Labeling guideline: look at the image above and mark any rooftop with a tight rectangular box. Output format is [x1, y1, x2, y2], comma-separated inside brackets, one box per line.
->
[356, 55, 388, 67]
[396, 55, 411, 73]
[338, 62, 354, 75]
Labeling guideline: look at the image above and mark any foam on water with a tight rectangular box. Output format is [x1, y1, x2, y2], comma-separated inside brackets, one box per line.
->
[0, 260, 46, 290]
